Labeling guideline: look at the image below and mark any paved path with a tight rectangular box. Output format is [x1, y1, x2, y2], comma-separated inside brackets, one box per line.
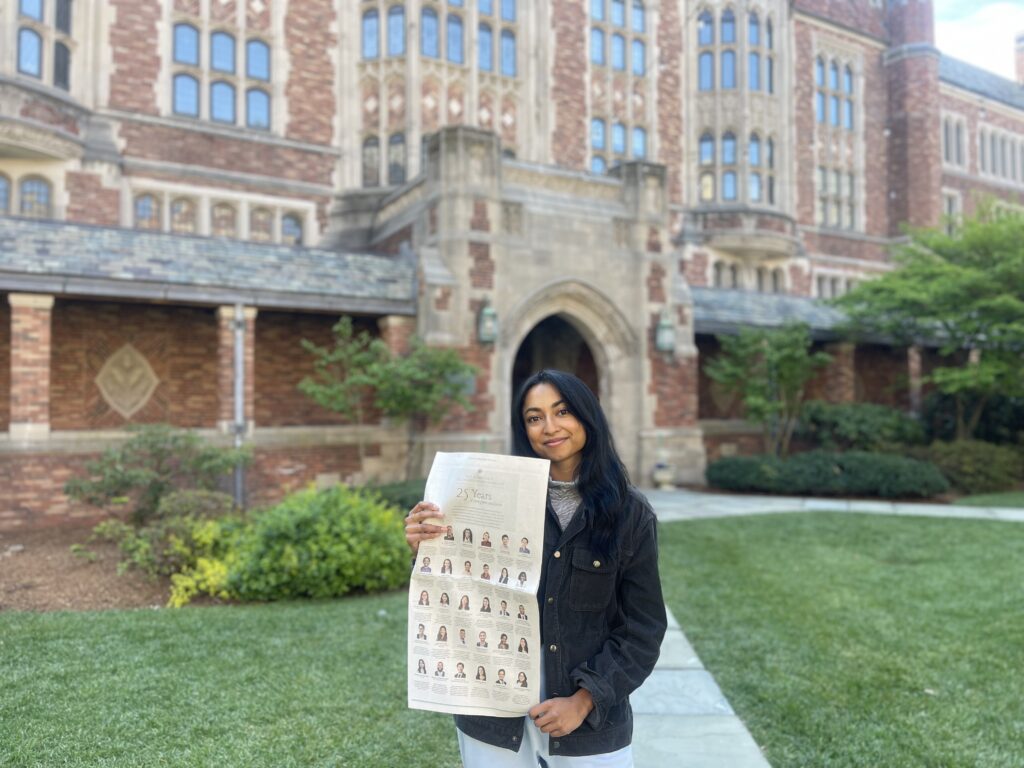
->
[629, 488, 1024, 767]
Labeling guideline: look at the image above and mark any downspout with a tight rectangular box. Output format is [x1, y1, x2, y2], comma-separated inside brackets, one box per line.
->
[233, 302, 246, 507]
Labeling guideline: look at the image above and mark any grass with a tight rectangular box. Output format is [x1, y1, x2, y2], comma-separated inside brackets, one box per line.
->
[954, 491, 1024, 508]
[659, 512, 1024, 768]
[0, 594, 461, 767]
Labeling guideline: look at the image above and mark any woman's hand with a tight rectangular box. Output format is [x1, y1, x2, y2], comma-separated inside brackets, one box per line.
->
[404, 501, 444, 556]
[527, 689, 594, 737]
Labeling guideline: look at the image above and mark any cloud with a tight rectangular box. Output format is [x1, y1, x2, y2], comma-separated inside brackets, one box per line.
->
[934, 1, 1024, 80]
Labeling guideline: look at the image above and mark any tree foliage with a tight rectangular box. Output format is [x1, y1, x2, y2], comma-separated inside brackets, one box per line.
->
[835, 213, 1024, 439]
[705, 323, 831, 457]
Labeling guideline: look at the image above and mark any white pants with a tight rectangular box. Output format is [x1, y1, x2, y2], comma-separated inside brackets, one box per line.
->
[456, 718, 633, 768]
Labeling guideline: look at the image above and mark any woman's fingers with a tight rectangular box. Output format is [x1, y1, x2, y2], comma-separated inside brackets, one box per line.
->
[404, 501, 443, 555]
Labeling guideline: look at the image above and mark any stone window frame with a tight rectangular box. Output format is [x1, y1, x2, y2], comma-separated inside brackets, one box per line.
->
[711, 258, 744, 290]
[814, 270, 853, 299]
[941, 112, 967, 170]
[814, 55, 855, 132]
[977, 124, 1024, 187]
[18, 174, 53, 218]
[941, 188, 962, 237]
[589, 0, 647, 77]
[755, 265, 786, 294]
[0, 166, 63, 218]
[168, 10, 275, 133]
[123, 182, 315, 246]
[14, 0, 75, 93]
[696, 128, 774, 207]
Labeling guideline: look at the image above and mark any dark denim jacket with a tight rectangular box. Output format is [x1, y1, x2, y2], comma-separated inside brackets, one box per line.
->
[455, 488, 667, 757]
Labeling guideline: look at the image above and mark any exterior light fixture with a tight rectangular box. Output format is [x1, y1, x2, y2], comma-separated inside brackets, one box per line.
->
[655, 310, 675, 353]
[477, 301, 498, 344]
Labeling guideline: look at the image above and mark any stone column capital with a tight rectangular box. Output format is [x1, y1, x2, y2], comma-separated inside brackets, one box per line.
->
[8, 293, 55, 309]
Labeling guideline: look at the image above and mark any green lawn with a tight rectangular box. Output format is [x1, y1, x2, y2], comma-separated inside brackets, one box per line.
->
[0, 596, 461, 767]
[955, 491, 1024, 508]
[659, 512, 1024, 768]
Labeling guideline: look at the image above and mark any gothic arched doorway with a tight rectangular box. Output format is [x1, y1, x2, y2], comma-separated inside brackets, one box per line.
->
[511, 315, 599, 399]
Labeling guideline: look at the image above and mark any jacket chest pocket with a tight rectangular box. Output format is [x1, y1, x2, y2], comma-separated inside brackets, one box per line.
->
[568, 548, 616, 611]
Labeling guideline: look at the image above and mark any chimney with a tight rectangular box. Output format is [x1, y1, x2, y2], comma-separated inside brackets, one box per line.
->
[1017, 33, 1024, 86]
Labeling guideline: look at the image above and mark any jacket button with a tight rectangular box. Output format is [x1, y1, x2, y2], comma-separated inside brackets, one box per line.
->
[547, 597, 554, 604]
[553, 551, 561, 558]
[549, 644, 558, 652]
[593, 560, 601, 567]
[512, 736, 519, 743]
[553, 741, 561, 749]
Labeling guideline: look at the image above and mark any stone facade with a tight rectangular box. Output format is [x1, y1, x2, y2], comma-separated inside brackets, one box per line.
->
[2, 0, 1024, 527]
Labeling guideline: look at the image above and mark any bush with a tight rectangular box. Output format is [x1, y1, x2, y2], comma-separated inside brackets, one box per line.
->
[65, 425, 249, 526]
[707, 451, 949, 499]
[366, 478, 428, 513]
[226, 485, 409, 602]
[797, 401, 925, 452]
[919, 440, 1023, 495]
[922, 392, 1024, 445]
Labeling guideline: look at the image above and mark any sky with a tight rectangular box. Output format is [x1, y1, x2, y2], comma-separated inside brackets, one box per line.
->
[933, 0, 1024, 80]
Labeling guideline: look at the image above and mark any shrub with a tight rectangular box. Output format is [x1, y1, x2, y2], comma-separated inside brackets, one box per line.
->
[922, 392, 1024, 446]
[65, 425, 249, 526]
[366, 479, 428, 513]
[797, 401, 925, 452]
[227, 485, 409, 602]
[920, 440, 1023, 495]
[707, 451, 949, 499]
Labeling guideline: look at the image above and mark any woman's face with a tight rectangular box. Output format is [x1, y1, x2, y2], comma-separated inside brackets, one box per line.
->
[419, 591, 428, 602]
[482, 598, 490, 608]
[501, 568, 508, 578]
[522, 382, 587, 481]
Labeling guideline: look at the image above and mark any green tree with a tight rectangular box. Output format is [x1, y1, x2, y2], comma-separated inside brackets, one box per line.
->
[300, 317, 476, 479]
[705, 323, 832, 457]
[835, 212, 1024, 439]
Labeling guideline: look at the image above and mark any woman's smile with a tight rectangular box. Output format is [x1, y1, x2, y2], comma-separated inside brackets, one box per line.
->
[523, 382, 586, 481]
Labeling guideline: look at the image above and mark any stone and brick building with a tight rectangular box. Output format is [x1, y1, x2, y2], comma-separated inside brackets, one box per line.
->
[2, 0, 1023, 528]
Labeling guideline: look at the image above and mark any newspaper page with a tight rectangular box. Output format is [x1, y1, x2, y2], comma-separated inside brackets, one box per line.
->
[407, 452, 550, 717]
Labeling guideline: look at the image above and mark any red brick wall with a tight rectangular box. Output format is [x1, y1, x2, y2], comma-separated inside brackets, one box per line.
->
[109, 0, 160, 114]
[792, 1, 888, 41]
[696, 335, 743, 419]
[10, 298, 53, 426]
[247, 444, 366, 508]
[656, 0, 683, 202]
[702, 431, 765, 463]
[0, 452, 98, 530]
[649, 310, 698, 428]
[284, 0, 337, 144]
[684, 251, 709, 287]
[20, 98, 80, 136]
[855, 344, 910, 409]
[437, 300, 495, 433]
[0, 300, 9, 431]
[551, 0, 587, 169]
[50, 301, 219, 429]
[254, 312, 382, 427]
[66, 172, 120, 226]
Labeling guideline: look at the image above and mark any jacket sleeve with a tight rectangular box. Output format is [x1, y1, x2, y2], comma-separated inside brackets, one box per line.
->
[570, 511, 667, 729]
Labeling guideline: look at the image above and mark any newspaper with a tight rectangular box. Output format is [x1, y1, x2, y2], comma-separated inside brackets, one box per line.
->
[407, 452, 550, 717]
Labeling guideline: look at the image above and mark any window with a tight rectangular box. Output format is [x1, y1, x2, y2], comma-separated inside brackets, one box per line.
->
[447, 14, 464, 63]
[698, 11, 713, 46]
[247, 40, 270, 80]
[388, 133, 406, 185]
[816, 91, 825, 123]
[632, 39, 644, 75]
[250, 208, 273, 242]
[721, 50, 735, 89]
[829, 95, 839, 126]
[749, 134, 760, 166]
[611, 33, 625, 70]
[722, 132, 736, 164]
[211, 81, 235, 123]
[54, 41, 70, 90]
[0, 175, 9, 214]
[591, 118, 606, 151]
[632, 127, 646, 158]
[388, 6, 405, 56]
[501, 0, 516, 21]
[749, 173, 762, 202]
[592, 155, 607, 173]
[767, 57, 774, 93]
[246, 88, 270, 129]
[700, 133, 714, 164]
[749, 52, 760, 91]
[699, 52, 714, 91]
[713, 262, 724, 287]
[771, 269, 783, 293]
[479, 23, 493, 71]
[632, 0, 644, 33]
[422, 8, 439, 58]
[611, 0, 625, 26]
[170, 198, 196, 234]
[723, 171, 737, 201]
[500, 30, 516, 76]
[211, 31, 235, 72]
[591, 28, 605, 65]
[721, 10, 735, 43]
[362, 136, 380, 187]
[134, 194, 161, 230]
[20, 0, 43, 20]
[212, 202, 237, 238]
[700, 172, 715, 202]
[843, 99, 853, 130]
[766, 19, 773, 49]
[362, 10, 379, 59]
[591, 0, 604, 21]
[942, 191, 962, 236]
[174, 23, 199, 65]
[612, 122, 626, 155]
[18, 28, 42, 76]
[748, 13, 759, 46]
[829, 61, 839, 90]
[281, 214, 303, 245]
[173, 74, 199, 116]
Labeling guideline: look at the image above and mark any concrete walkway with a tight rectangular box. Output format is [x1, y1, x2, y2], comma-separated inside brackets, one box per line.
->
[628, 488, 1024, 767]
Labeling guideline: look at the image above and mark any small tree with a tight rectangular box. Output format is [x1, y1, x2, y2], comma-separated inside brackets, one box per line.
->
[836, 211, 1024, 439]
[65, 424, 248, 525]
[300, 318, 476, 479]
[705, 323, 831, 457]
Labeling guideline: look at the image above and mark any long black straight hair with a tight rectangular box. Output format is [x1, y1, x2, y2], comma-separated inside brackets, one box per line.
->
[511, 369, 630, 561]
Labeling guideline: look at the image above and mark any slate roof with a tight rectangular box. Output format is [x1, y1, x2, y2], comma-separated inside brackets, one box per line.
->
[691, 286, 846, 338]
[939, 56, 1024, 112]
[0, 216, 416, 315]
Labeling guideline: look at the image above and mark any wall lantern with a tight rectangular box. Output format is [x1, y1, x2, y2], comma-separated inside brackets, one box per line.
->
[477, 301, 498, 344]
[655, 310, 676, 353]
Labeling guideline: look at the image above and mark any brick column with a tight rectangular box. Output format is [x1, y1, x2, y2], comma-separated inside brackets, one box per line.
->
[907, 345, 923, 415]
[8, 294, 54, 441]
[823, 342, 856, 404]
[378, 315, 416, 356]
[217, 306, 257, 434]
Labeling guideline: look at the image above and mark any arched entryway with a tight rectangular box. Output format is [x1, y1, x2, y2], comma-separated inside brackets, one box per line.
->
[511, 315, 599, 398]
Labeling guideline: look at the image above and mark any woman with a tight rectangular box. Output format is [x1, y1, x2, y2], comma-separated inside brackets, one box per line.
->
[498, 633, 509, 650]
[517, 637, 529, 654]
[440, 592, 450, 607]
[480, 596, 492, 613]
[442, 558, 453, 575]
[437, 625, 448, 642]
[498, 567, 510, 585]
[458, 594, 471, 611]
[516, 571, 528, 589]
[462, 528, 473, 544]
[481, 531, 492, 547]
[417, 590, 429, 606]
[405, 369, 667, 766]
[475, 666, 487, 682]
[417, 659, 427, 675]
[517, 672, 528, 688]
